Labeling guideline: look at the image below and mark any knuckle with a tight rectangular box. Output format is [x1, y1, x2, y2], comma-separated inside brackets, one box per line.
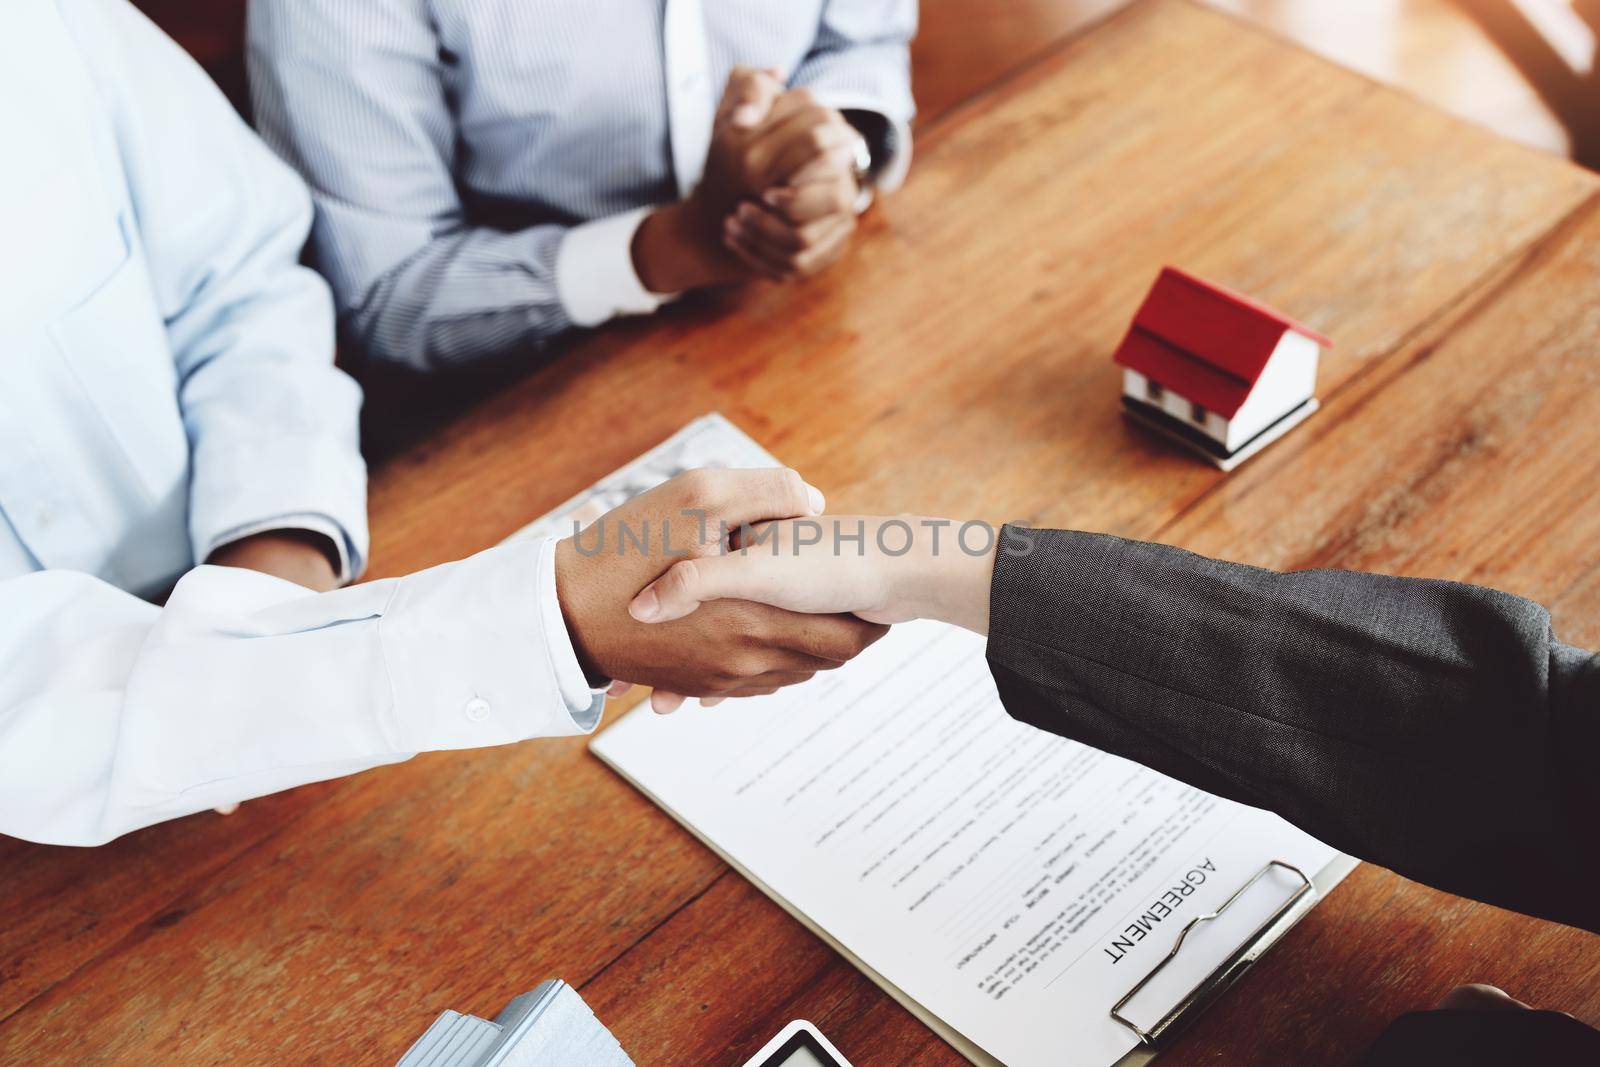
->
[768, 467, 808, 512]
[673, 468, 715, 503]
[788, 86, 817, 107]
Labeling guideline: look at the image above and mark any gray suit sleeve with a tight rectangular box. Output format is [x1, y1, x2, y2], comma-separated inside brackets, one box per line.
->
[985, 527, 1600, 934]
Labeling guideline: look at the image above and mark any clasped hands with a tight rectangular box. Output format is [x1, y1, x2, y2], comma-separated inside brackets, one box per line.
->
[555, 469, 997, 714]
[633, 67, 865, 295]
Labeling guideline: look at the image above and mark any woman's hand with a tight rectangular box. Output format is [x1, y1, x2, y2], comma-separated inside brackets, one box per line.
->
[628, 516, 998, 636]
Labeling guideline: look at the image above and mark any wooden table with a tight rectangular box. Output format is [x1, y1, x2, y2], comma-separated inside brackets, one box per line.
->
[4, 0, 1598, 1062]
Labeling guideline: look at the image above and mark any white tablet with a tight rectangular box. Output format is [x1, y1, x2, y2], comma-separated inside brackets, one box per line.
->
[740, 1020, 853, 1067]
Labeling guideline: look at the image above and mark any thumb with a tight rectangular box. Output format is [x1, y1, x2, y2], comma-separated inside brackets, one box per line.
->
[630, 555, 749, 624]
[719, 65, 783, 130]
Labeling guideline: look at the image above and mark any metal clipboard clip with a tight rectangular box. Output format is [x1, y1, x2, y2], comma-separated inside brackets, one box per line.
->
[1109, 859, 1317, 1048]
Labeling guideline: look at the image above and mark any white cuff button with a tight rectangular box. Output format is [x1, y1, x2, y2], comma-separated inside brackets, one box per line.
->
[464, 697, 492, 722]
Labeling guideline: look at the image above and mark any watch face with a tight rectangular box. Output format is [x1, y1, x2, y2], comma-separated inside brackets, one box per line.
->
[851, 131, 874, 185]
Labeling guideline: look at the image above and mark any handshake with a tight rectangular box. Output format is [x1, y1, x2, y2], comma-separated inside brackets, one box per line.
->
[554, 469, 998, 714]
[632, 67, 870, 295]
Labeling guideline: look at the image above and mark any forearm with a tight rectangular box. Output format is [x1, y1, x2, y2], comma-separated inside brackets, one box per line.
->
[631, 201, 744, 295]
[0, 540, 593, 846]
[792, 0, 915, 121]
[984, 527, 1600, 932]
[343, 204, 744, 372]
[343, 223, 576, 373]
[179, 290, 368, 574]
[892, 529, 995, 634]
[182, 348, 367, 579]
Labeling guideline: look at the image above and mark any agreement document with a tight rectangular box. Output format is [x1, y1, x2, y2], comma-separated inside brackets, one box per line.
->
[593, 622, 1343, 1067]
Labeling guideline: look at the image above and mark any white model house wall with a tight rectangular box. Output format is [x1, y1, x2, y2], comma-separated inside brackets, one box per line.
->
[1121, 368, 1230, 442]
[1121, 330, 1320, 450]
[1224, 331, 1319, 450]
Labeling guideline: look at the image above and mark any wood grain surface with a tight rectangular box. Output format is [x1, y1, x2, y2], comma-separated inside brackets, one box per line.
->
[3, 1, 1597, 1064]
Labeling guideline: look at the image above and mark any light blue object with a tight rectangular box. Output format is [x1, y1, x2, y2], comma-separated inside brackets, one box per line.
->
[2, 0, 366, 596]
[397, 981, 634, 1067]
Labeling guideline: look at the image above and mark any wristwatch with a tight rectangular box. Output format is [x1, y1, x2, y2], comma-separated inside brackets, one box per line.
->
[849, 129, 874, 190]
[849, 129, 875, 212]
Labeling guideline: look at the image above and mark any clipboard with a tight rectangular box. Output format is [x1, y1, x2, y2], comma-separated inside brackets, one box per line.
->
[561, 418, 1360, 1067]
[1106, 856, 1357, 1064]
[600, 719, 1357, 1067]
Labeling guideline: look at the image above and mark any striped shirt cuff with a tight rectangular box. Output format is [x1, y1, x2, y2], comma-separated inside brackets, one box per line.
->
[555, 206, 676, 328]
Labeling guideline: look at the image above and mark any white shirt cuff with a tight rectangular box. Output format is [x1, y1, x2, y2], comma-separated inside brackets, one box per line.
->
[555, 207, 676, 328]
[377, 538, 604, 748]
[539, 537, 610, 723]
[205, 514, 356, 585]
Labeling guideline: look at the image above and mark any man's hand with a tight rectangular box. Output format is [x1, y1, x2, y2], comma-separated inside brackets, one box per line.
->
[632, 67, 788, 294]
[721, 87, 861, 200]
[207, 530, 340, 593]
[632, 70, 865, 293]
[555, 471, 890, 714]
[723, 200, 857, 283]
[722, 87, 862, 282]
[628, 516, 998, 637]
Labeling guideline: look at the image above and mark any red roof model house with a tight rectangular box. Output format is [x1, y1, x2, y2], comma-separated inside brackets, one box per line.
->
[1114, 267, 1332, 471]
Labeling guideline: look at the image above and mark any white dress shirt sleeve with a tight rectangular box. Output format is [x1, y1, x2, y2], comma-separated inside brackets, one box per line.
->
[65, 0, 370, 577]
[791, 0, 919, 194]
[555, 207, 677, 329]
[0, 538, 602, 847]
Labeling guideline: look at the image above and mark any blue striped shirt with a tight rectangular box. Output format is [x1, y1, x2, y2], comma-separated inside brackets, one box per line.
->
[248, 0, 917, 374]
